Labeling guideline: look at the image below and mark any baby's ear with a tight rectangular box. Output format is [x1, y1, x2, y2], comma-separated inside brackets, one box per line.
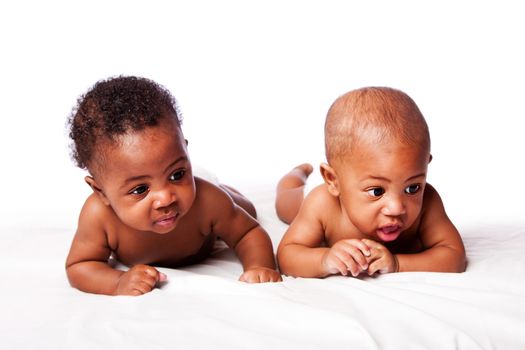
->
[84, 176, 110, 206]
[320, 163, 340, 197]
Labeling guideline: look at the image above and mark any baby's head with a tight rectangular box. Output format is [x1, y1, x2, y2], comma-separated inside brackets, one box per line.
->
[321, 87, 432, 242]
[68, 76, 195, 234]
[325, 86, 430, 167]
[68, 76, 183, 176]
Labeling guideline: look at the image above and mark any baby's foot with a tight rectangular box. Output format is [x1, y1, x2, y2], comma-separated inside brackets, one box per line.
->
[294, 163, 314, 178]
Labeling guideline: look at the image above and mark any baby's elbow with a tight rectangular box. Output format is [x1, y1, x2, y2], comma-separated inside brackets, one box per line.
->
[276, 262, 295, 278]
[448, 247, 467, 273]
[276, 247, 293, 276]
[65, 262, 82, 288]
[456, 253, 467, 273]
[276, 249, 286, 273]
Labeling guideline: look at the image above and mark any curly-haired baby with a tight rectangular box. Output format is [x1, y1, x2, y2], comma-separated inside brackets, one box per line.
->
[65, 76, 281, 296]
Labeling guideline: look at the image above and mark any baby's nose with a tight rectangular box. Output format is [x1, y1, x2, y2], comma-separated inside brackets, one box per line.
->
[381, 195, 406, 216]
[153, 188, 176, 209]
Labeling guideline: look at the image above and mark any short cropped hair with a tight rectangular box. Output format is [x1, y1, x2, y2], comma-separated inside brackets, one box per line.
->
[324, 87, 430, 164]
[68, 76, 182, 171]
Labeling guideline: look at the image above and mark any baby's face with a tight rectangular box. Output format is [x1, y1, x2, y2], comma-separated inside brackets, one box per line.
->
[93, 118, 196, 234]
[335, 140, 430, 242]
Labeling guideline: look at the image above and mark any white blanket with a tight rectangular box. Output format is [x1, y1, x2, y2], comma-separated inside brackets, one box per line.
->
[1, 185, 524, 350]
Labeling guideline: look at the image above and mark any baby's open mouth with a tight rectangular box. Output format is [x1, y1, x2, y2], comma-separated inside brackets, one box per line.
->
[377, 224, 402, 242]
[154, 212, 179, 228]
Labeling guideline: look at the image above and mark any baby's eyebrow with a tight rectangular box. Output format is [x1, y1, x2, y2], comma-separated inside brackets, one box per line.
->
[120, 174, 151, 190]
[365, 172, 426, 183]
[405, 172, 426, 182]
[366, 175, 390, 182]
[162, 156, 189, 174]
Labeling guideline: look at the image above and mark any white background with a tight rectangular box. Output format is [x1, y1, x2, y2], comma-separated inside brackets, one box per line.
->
[1, 0, 524, 231]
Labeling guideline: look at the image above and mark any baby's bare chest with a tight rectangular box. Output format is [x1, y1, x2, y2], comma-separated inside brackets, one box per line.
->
[111, 222, 215, 267]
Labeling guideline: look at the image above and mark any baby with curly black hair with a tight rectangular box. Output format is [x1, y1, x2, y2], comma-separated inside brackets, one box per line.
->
[66, 76, 281, 296]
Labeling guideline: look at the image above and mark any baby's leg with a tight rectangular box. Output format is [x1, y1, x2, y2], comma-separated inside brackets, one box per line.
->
[220, 184, 257, 218]
[275, 163, 313, 225]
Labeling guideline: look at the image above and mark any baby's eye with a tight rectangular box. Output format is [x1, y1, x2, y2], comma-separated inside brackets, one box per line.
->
[367, 187, 385, 197]
[404, 184, 421, 195]
[169, 169, 186, 182]
[130, 185, 149, 195]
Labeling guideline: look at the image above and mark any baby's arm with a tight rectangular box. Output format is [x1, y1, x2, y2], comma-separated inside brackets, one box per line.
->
[65, 196, 166, 295]
[234, 224, 282, 283]
[209, 185, 281, 283]
[392, 185, 466, 273]
[277, 187, 370, 278]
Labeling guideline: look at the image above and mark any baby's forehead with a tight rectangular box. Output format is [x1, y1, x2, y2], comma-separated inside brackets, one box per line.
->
[335, 140, 430, 173]
[330, 133, 430, 168]
[90, 120, 185, 175]
[356, 135, 429, 154]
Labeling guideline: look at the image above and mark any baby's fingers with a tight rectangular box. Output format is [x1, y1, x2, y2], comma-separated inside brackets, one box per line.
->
[118, 265, 166, 296]
[340, 244, 369, 271]
[141, 265, 167, 283]
[263, 270, 283, 283]
[349, 240, 372, 258]
[239, 271, 260, 283]
[131, 281, 157, 295]
[333, 251, 363, 277]
[367, 257, 395, 275]
[361, 239, 383, 251]
[240, 268, 283, 283]
[361, 239, 386, 261]
[367, 260, 382, 276]
[322, 254, 349, 276]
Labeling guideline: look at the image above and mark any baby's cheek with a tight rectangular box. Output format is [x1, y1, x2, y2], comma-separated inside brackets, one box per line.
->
[120, 209, 150, 231]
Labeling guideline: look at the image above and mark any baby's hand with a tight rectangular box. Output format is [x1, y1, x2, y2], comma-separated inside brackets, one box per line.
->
[322, 239, 371, 277]
[116, 264, 167, 296]
[361, 239, 398, 275]
[239, 267, 282, 283]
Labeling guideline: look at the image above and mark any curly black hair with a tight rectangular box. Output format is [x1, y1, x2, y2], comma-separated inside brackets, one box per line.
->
[68, 76, 182, 171]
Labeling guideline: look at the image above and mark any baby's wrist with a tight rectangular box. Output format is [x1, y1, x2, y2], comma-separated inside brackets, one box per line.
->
[320, 250, 336, 277]
[393, 254, 399, 273]
[244, 265, 276, 272]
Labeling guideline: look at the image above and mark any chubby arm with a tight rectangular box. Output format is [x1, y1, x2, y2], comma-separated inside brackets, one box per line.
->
[395, 185, 466, 273]
[65, 195, 165, 295]
[208, 184, 281, 282]
[277, 186, 370, 278]
[234, 225, 281, 282]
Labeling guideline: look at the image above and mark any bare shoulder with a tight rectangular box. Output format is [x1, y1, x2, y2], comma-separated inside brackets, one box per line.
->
[75, 193, 119, 248]
[279, 184, 335, 248]
[289, 184, 339, 231]
[421, 183, 446, 214]
[79, 194, 116, 228]
[193, 177, 238, 222]
[193, 177, 259, 247]
[300, 184, 340, 220]
[66, 193, 116, 267]
[194, 177, 235, 207]
[419, 183, 462, 246]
